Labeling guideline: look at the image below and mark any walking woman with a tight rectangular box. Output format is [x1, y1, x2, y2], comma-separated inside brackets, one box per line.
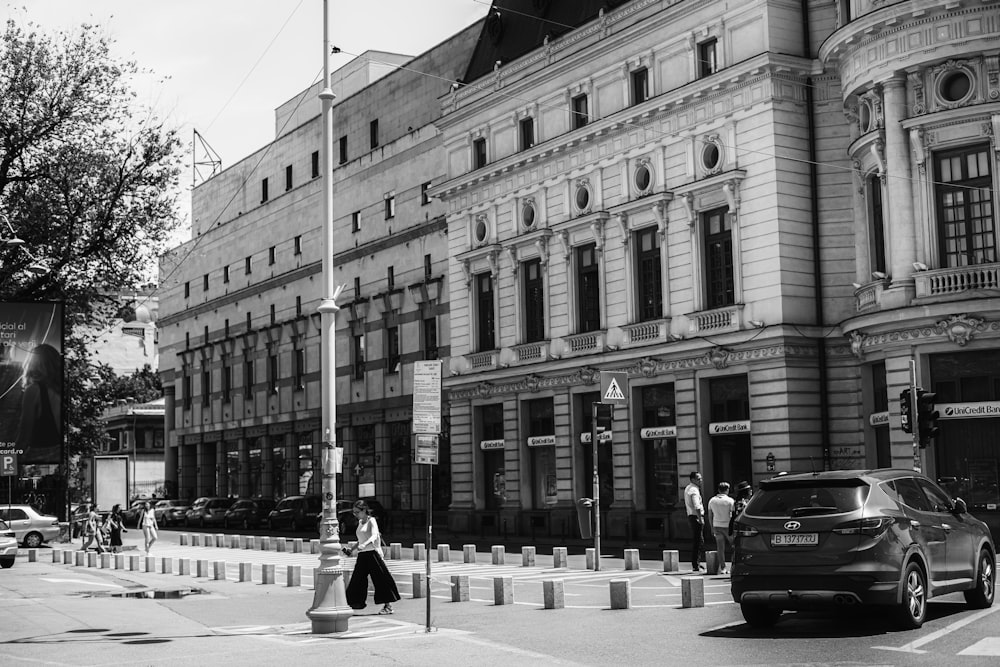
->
[105, 504, 126, 554]
[344, 499, 400, 614]
[139, 501, 158, 554]
[79, 504, 105, 553]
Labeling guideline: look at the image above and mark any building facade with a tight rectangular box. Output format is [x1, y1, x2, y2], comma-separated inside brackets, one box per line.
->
[160, 0, 1000, 540]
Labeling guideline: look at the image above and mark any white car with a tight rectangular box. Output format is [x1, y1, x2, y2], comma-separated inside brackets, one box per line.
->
[0, 519, 17, 568]
[0, 505, 60, 548]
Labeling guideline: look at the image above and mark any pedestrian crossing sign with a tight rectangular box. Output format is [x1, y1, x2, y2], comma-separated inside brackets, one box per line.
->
[600, 371, 628, 405]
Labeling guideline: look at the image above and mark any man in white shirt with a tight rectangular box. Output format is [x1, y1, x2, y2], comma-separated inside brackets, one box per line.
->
[707, 482, 736, 574]
[684, 471, 705, 571]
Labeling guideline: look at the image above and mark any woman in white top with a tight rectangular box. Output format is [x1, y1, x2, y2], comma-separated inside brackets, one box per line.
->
[343, 499, 400, 614]
[139, 501, 158, 554]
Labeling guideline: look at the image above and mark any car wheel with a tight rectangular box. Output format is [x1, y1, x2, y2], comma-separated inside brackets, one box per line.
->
[23, 532, 43, 549]
[740, 602, 781, 628]
[896, 561, 927, 629]
[0, 556, 14, 569]
[964, 549, 996, 609]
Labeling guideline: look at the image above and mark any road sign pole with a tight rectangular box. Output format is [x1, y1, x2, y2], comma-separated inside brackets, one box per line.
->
[425, 465, 432, 632]
[591, 403, 600, 572]
[909, 359, 920, 473]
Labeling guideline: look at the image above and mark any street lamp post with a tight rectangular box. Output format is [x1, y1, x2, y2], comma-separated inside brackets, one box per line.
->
[305, 0, 351, 634]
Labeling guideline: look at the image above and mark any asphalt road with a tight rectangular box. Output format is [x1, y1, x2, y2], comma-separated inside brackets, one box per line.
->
[1, 530, 998, 666]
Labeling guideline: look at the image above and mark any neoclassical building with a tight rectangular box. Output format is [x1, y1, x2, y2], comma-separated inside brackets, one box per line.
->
[160, 0, 1000, 541]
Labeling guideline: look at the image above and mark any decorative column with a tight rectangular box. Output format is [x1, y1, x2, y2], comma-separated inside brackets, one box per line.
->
[883, 75, 917, 292]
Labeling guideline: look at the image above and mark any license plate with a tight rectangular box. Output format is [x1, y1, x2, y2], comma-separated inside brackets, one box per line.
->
[772, 533, 818, 546]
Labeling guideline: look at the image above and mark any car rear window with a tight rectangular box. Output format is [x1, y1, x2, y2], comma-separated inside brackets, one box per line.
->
[744, 482, 869, 517]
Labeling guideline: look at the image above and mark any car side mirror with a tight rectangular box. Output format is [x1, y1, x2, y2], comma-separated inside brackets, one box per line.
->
[952, 498, 968, 515]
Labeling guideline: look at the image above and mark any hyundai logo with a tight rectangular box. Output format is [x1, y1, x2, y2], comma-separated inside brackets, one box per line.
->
[784, 520, 801, 531]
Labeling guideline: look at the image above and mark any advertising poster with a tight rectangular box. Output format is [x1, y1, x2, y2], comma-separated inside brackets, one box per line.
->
[0, 301, 64, 466]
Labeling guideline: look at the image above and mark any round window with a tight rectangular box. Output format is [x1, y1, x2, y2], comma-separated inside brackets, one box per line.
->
[575, 185, 590, 211]
[521, 202, 536, 229]
[939, 70, 972, 103]
[702, 142, 720, 171]
[634, 164, 651, 193]
[474, 217, 489, 244]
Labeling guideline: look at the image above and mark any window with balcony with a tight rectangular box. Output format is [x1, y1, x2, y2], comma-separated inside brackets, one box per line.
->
[385, 326, 400, 374]
[630, 67, 648, 105]
[576, 244, 600, 333]
[523, 258, 545, 343]
[934, 144, 995, 267]
[352, 333, 366, 380]
[519, 116, 534, 151]
[476, 272, 496, 351]
[571, 94, 588, 129]
[698, 38, 718, 78]
[867, 174, 887, 275]
[636, 226, 662, 321]
[473, 137, 487, 169]
[704, 206, 734, 307]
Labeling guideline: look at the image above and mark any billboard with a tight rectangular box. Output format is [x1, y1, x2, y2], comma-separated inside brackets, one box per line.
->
[0, 301, 64, 466]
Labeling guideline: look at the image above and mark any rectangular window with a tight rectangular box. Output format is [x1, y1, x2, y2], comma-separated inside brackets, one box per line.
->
[519, 117, 534, 151]
[183, 372, 192, 410]
[527, 398, 557, 508]
[571, 94, 589, 129]
[385, 326, 400, 374]
[473, 137, 487, 169]
[867, 174, 886, 274]
[698, 38, 718, 78]
[934, 144, 995, 267]
[295, 295, 302, 317]
[268, 353, 278, 393]
[339, 136, 347, 164]
[636, 227, 662, 321]
[202, 369, 211, 406]
[245, 256, 252, 274]
[423, 317, 438, 360]
[352, 211, 361, 233]
[203, 274, 209, 292]
[268, 246, 276, 265]
[630, 67, 648, 105]
[243, 357, 255, 397]
[224, 319, 230, 338]
[246, 311, 252, 332]
[261, 177, 269, 202]
[311, 150, 319, 178]
[704, 206, 735, 307]
[222, 360, 232, 401]
[184, 282, 190, 298]
[294, 235, 302, 255]
[476, 272, 496, 351]
[294, 348, 305, 389]
[641, 384, 677, 508]
[387, 265, 395, 290]
[285, 164, 293, 191]
[185, 332, 190, 349]
[384, 192, 395, 219]
[523, 258, 545, 343]
[270, 304, 275, 325]
[223, 265, 230, 283]
[352, 333, 366, 380]
[421, 181, 432, 205]
[576, 244, 601, 333]
[424, 253, 432, 278]
[370, 119, 379, 149]
[353, 276, 361, 296]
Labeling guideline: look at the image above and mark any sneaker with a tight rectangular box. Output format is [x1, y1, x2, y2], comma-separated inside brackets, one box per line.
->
[379, 605, 394, 615]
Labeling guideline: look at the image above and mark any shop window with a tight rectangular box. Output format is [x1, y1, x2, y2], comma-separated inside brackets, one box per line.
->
[641, 384, 677, 510]
[478, 404, 506, 511]
[526, 398, 556, 509]
[389, 422, 412, 510]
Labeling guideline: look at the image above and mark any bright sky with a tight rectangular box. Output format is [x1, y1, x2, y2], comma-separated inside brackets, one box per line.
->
[2, 0, 487, 231]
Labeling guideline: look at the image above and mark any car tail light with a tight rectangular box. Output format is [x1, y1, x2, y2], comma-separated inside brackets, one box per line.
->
[832, 517, 893, 537]
[733, 522, 758, 538]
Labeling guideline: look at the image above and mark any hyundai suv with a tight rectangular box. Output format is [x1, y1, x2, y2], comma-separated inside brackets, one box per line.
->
[731, 469, 995, 629]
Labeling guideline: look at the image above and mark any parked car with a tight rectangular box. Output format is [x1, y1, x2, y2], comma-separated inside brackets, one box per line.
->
[184, 497, 234, 527]
[0, 519, 17, 568]
[267, 495, 323, 532]
[336, 498, 386, 538]
[153, 499, 191, 527]
[731, 468, 996, 630]
[224, 498, 276, 529]
[0, 505, 60, 548]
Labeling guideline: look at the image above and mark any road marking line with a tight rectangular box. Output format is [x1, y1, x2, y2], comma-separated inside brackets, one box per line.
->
[957, 637, 1000, 656]
[40, 578, 123, 588]
[873, 605, 1000, 654]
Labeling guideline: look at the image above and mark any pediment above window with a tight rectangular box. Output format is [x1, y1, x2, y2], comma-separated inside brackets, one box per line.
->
[674, 169, 745, 226]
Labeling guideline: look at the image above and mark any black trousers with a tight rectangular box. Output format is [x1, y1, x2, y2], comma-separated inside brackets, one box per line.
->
[346, 551, 401, 609]
[688, 515, 705, 568]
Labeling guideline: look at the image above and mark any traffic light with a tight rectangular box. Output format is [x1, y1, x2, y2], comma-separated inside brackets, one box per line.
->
[916, 389, 940, 448]
[899, 389, 912, 434]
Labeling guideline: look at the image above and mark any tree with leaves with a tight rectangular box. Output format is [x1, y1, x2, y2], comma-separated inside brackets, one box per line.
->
[0, 19, 182, 474]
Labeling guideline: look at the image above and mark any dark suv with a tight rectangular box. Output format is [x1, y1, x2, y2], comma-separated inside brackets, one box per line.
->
[267, 495, 322, 532]
[731, 469, 995, 629]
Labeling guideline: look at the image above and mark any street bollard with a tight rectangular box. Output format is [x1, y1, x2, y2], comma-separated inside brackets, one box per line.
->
[493, 576, 513, 605]
[553, 547, 568, 568]
[52, 550, 62, 563]
[144, 556, 155, 572]
[128, 555, 139, 571]
[624, 549, 640, 571]
[663, 550, 680, 572]
[239, 562, 252, 582]
[706, 550, 720, 575]
[463, 544, 476, 563]
[215, 534, 225, 548]
[286, 564, 301, 587]
[491, 545, 505, 565]
[247, 536, 257, 550]
[191, 534, 201, 547]
[63, 550, 73, 565]
[262, 563, 275, 584]
[543, 580, 565, 609]
[114, 554, 125, 569]
[259, 537, 271, 551]
[438, 544, 451, 562]
[610, 579, 631, 609]
[450, 575, 469, 602]
[99, 552, 111, 568]
[412, 572, 427, 598]
[87, 552, 97, 567]
[213, 561, 227, 581]
[522, 546, 536, 567]
[229, 535, 240, 549]
[179, 534, 189, 546]
[681, 576, 705, 608]
[292, 538, 303, 553]
[310, 539, 320, 554]
[160, 557, 173, 574]
[197, 560, 210, 578]
[585, 548, 596, 570]
[178, 558, 191, 575]
[277, 537, 287, 553]
[239, 535, 248, 549]
[28, 549, 37, 562]
[75, 551, 85, 567]
[413, 543, 425, 561]
[389, 542, 402, 560]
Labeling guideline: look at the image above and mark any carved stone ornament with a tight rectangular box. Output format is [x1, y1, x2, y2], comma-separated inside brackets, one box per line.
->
[708, 346, 730, 370]
[476, 381, 493, 398]
[639, 356, 658, 378]
[849, 331, 866, 360]
[934, 314, 985, 347]
[579, 366, 599, 384]
[525, 374, 541, 393]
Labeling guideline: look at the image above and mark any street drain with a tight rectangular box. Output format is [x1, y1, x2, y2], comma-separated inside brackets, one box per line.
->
[84, 587, 205, 599]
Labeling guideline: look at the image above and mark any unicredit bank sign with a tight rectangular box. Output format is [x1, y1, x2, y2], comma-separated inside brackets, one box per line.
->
[940, 402, 1000, 418]
[640, 426, 678, 439]
[708, 420, 751, 435]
